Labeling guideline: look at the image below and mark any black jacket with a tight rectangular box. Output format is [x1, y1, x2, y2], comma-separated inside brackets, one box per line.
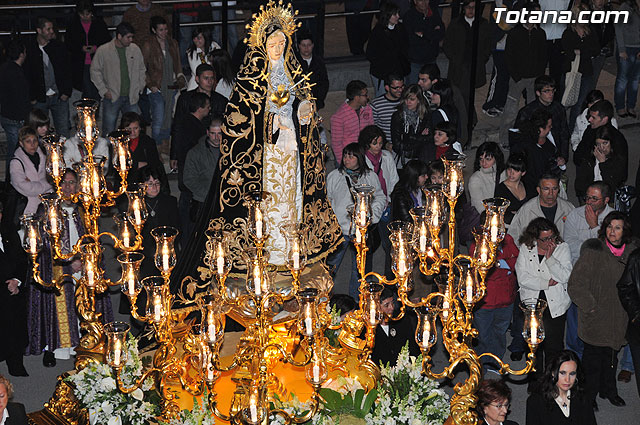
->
[365, 23, 410, 81]
[4, 403, 28, 425]
[371, 312, 421, 367]
[173, 88, 227, 128]
[515, 99, 570, 161]
[617, 248, 640, 327]
[505, 25, 548, 82]
[526, 391, 596, 425]
[24, 38, 72, 102]
[443, 16, 492, 88]
[296, 53, 329, 110]
[561, 28, 600, 77]
[402, 6, 444, 65]
[65, 14, 111, 91]
[390, 109, 430, 166]
[0, 60, 30, 122]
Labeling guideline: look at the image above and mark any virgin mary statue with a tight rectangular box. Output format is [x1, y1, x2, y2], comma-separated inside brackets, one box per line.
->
[170, 1, 342, 305]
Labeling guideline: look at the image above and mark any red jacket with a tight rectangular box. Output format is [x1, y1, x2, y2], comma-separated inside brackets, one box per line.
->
[471, 234, 519, 309]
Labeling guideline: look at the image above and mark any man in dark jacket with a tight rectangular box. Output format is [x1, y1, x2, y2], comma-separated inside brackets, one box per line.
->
[499, 5, 548, 147]
[171, 92, 209, 241]
[0, 201, 29, 377]
[173, 63, 227, 136]
[24, 17, 72, 137]
[443, 0, 491, 133]
[617, 247, 640, 398]
[403, 0, 444, 84]
[0, 38, 30, 178]
[296, 31, 329, 110]
[514, 75, 570, 163]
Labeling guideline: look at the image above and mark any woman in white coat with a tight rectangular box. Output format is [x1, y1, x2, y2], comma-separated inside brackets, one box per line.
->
[326, 142, 386, 300]
[359, 125, 399, 278]
[515, 217, 572, 381]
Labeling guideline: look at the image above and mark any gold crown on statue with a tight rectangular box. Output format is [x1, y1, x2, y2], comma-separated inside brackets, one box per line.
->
[245, 0, 300, 49]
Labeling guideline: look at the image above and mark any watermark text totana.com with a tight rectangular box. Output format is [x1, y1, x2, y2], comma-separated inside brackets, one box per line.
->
[494, 7, 629, 24]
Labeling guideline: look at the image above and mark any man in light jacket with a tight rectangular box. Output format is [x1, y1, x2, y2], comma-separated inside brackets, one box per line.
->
[90, 22, 146, 135]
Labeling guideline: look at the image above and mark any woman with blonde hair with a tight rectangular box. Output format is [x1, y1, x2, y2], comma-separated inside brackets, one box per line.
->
[390, 84, 429, 167]
[0, 375, 28, 424]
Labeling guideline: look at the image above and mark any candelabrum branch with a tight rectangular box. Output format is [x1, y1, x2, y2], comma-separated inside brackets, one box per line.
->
[207, 391, 233, 423]
[96, 231, 143, 252]
[28, 254, 78, 290]
[477, 350, 538, 376]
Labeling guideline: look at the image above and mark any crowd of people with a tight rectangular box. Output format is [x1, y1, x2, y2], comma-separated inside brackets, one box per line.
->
[0, 0, 639, 423]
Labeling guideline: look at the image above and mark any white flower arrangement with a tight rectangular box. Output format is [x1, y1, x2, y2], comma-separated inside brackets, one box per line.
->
[66, 335, 160, 425]
[366, 345, 449, 425]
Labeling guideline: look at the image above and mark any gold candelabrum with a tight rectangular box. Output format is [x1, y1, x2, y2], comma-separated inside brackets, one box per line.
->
[21, 99, 146, 371]
[105, 191, 331, 423]
[345, 155, 548, 425]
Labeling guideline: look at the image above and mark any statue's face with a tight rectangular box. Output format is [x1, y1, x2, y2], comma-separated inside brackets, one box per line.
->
[266, 31, 286, 62]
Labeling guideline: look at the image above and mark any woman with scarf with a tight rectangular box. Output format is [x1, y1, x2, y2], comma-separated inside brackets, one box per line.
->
[359, 125, 399, 278]
[391, 84, 430, 168]
[568, 211, 638, 410]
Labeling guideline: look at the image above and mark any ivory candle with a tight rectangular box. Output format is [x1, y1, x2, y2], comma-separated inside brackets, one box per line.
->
[216, 242, 225, 275]
[465, 273, 473, 304]
[304, 317, 313, 335]
[113, 339, 121, 366]
[490, 214, 498, 243]
[255, 208, 263, 239]
[449, 169, 457, 197]
[312, 364, 320, 382]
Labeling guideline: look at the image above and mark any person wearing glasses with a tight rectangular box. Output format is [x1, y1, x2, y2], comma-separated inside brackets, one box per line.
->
[511, 75, 570, 164]
[527, 350, 596, 424]
[476, 379, 518, 425]
[330, 80, 374, 165]
[515, 217, 572, 385]
[371, 74, 404, 144]
[568, 212, 637, 410]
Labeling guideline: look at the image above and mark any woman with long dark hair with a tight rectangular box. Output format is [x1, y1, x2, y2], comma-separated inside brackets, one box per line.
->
[468, 142, 505, 214]
[430, 78, 459, 131]
[365, 1, 409, 97]
[574, 125, 628, 200]
[390, 159, 428, 222]
[390, 84, 430, 167]
[526, 350, 596, 424]
[210, 48, 236, 99]
[326, 143, 386, 299]
[185, 27, 220, 91]
[495, 153, 536, 224]
[568, 211, 638, 409]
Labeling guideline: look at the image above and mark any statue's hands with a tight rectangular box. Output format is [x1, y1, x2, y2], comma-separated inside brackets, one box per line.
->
[297, 100, 313, 125]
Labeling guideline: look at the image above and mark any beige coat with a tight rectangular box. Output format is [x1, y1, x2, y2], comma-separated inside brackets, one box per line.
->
[90, 39, 146, 105]
[568, 238, 639, 350]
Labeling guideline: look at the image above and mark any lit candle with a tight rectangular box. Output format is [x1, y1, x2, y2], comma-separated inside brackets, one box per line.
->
[153, 295, 162, 322]
[530, 315, 538, 343]
[449, 169, 457, 198]
[249, 401, 258, 423]
[92, 170, 100, 198]
[442, 298, 450, 319]
[369, 300, 377, 324]
[358, 199, 367, 227]
[292, 239, 300, 270]
[85, 116, 92, 140]
[465, 273, 473, 304]
[133, 200, 142, 225]
[118, 146, 127, 172]
[432, 198, 439, 228]
[422, 322, 431, 348]
[312, 364, 320, 382]
[216, 242, 225, 275]
[113, 339, 121, 366]
[49, 209, 58, 235]
[253, 263, 262, 296]
[207, 362, 214, 382]
[480, 244, 488, 264]
[355, 227, 362, 244]
[29, 228, 37, 254]
[255, 208, 263, 239]
[127, 268, 135, 295]
[162, 242, 170, 272]
[86, 262, 95, 287]
[207, 320, 216, 343]
[398, 234, 407, 275]
[122, 224, 130, 248]
[419, 224, 427, 252]
[304, 316, 313, 335]
[490, 214, 498, 243]
[51, 150, 60, 178]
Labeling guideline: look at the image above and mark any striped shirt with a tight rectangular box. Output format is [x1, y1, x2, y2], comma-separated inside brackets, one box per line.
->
[371, 95, 402, 142]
